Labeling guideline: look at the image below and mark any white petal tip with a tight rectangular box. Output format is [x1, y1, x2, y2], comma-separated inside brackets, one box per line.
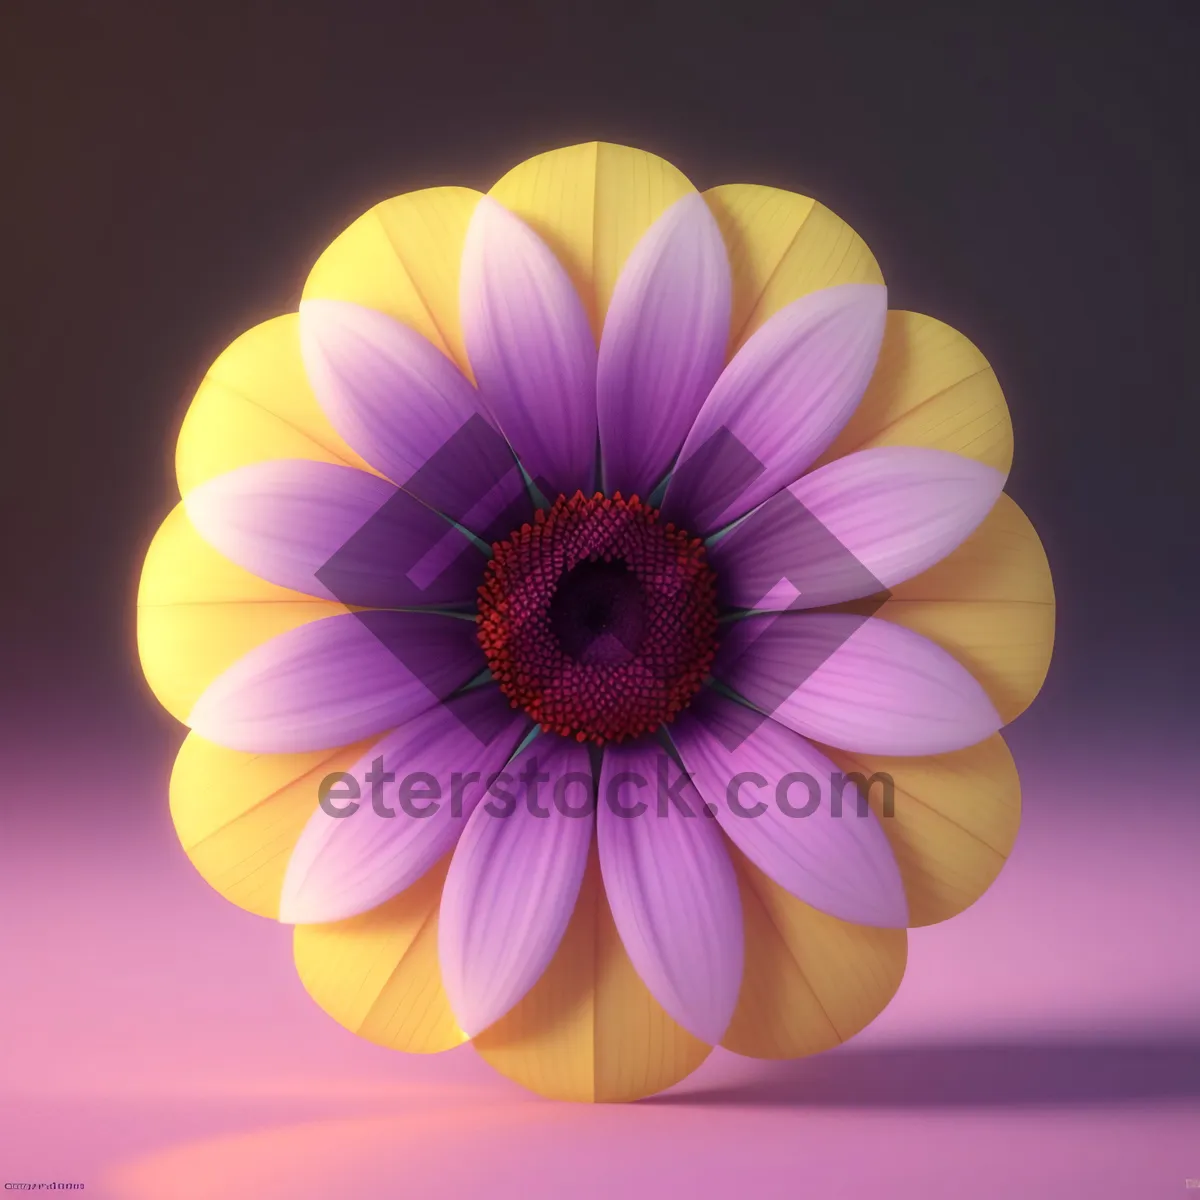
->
[444, 994, 513, 1041]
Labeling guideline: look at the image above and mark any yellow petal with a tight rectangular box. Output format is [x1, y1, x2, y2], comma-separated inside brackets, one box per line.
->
[301, 186, 483, 378]
[702, 183, 883, 356]
[488, 142, 696, 339]
[170, 732, 373, 918]
[821, 734, 1020, 927]
[294, 856, 466, 1054]
[722, 848, 906, 1059]
[814, 310, 1013, 473]
[875, 492, 1055, 722]
[472, 849, 710, 1101]
[176, 313, 378, 496]
[137, 502, 346, 724]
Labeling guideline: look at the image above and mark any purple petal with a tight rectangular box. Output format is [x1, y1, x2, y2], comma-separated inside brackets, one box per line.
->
[596, 193, 732, 498]
[187, 611, 486, 753]
[299, 299, 531, 541]
[711, 447, 1006, 611]
[438, 736, 594, 1036]
[664, 283, 887, 533]
[459, 196, 598, 499]
[716, 612, 1002, 756]
[597, 742, 742, 1043]
[184, 459, 486, 608]
[279, 688, 529, 924]
[671, 691, 907, 927]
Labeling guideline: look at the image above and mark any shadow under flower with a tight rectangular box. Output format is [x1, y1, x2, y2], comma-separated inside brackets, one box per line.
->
[650, 1037, 1200, 1108]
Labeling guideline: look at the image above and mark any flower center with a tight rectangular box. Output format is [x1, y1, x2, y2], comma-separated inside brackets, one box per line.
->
[476, 492, 719, 744]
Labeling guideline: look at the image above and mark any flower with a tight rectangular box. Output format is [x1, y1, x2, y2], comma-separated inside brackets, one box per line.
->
[137, 142, 1054, 1102]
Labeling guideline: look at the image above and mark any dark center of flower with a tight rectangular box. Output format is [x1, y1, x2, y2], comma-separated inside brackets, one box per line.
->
[476, 491, 719, 744]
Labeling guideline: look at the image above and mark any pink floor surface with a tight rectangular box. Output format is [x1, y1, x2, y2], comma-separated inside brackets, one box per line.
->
[2, 726, 1197, 1198]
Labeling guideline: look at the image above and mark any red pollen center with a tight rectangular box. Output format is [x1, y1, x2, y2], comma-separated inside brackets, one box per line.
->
[476, 491, 719, 744]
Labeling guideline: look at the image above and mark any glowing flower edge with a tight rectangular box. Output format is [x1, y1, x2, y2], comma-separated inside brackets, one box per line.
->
[137, 142, 1054, 1102]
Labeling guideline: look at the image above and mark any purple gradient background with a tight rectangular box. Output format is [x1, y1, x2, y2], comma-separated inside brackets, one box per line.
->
[5, 6, 1199, 1198]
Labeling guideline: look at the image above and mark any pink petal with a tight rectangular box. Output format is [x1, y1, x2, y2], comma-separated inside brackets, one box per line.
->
[279, 688, 529, 924]
[299, 299, 531, 542]
[671, 690, 907, 927]
[711, 446, 1006, 610]
[596, 193, 731, 498]
[183, 459, 485, 609]
[665, 283, 887, 533]
[717, 612, 1002, 756]
[438, 737, 594, 1036]
[597, 742, 742, 1043]
[187, 611, 485, 753]
[459, 197, 597, 499]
